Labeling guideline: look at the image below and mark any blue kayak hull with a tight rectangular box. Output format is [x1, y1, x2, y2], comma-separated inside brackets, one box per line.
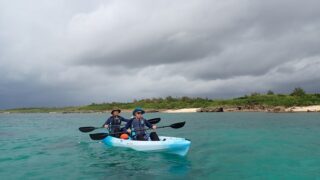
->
[102, 136, 191, 156]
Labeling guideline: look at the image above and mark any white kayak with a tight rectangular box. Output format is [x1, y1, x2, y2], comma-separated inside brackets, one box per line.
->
[102, 136, 191, 156]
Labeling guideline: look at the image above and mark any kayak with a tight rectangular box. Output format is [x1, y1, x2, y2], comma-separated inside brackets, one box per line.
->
[102, 136, 191, 156]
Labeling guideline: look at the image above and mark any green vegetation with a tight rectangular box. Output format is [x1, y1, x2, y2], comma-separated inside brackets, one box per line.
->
[267, 90, 274, 95]
[290, 87, 306, 96]
[1, 88, 320, 113]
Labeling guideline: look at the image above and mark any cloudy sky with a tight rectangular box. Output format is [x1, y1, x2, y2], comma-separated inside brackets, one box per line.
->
[1, 0, 320, 109]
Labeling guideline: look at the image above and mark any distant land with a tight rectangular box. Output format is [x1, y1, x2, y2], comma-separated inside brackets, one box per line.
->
[1, 88, 320, 113]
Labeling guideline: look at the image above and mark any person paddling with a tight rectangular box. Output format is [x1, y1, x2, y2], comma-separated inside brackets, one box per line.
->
[125, 107, 158, 141]
[103, 108, 130, 138]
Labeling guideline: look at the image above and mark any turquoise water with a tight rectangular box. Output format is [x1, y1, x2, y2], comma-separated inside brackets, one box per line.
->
[1, 112, 320, 180]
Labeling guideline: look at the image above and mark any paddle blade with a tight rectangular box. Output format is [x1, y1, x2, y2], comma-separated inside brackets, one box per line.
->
[148, 118, 161, 124]
[89, 133, 109, 140]
[79, 126, 97, 133]
[170, 121, 186, 129]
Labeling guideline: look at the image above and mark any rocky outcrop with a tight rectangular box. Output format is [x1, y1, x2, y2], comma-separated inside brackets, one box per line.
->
[145, 109, 159, 113]
[268, 106, 286, 113]
[198, 105, 289, 113]
[198, 107, 224, 112]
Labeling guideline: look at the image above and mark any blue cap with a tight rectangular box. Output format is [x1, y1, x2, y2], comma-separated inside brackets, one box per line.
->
[132, 107, 145, 115]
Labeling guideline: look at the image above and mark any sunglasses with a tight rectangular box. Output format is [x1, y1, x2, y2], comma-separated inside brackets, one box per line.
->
[136, 112, 142, 114]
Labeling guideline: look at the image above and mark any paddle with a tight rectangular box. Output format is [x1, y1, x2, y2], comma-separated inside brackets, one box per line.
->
[89, 121, 186, 140]
[157, 121, 185, 129]
[79, 118, 161, 133]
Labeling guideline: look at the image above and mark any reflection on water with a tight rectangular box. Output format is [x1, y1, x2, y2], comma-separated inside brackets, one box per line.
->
[77, 142, 191, 179]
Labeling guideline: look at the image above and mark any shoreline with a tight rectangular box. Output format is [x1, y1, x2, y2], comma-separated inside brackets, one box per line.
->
[162, 105, 320, 113]
[1, 105, 320, 114]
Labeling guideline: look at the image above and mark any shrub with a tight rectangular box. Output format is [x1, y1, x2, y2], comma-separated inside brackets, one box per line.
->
[267, 90, 274, 95]
[290, 87, 306, 97]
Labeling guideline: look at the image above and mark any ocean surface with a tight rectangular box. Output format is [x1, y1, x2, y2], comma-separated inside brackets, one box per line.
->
[1, 112, 320, 180]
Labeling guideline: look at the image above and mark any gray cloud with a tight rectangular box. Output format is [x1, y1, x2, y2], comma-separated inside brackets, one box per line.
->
[1, 0, 320, 109]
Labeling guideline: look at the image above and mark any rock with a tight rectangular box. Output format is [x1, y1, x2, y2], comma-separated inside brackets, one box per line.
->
[216, 107, 224, 112]
[145, 109, 159, 113]
[198, 107, 224, 112]
[271, 106, 286, 113]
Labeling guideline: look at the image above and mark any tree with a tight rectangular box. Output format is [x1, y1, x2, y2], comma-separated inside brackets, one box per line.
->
[165, 96, 174, 101]
[181, 96, 191, 101]
[250, 92, 260, 96]
[290, 87, 306, 96]
[267, 90, 274, 95]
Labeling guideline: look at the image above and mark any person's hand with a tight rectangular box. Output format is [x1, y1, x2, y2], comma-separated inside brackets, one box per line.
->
[104, 125, 109, 128]
[127, 129, 131, 133]
[152, 125, 156, 129]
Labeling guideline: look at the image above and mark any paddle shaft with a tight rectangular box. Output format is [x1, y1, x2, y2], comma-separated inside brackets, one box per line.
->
[79, 118, 160, 133]
[89, 121, 185, 140]
[104, 123, 180, 135]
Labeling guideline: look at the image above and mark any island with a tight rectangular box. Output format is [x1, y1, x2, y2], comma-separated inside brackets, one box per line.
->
[1, 88, 320, 113]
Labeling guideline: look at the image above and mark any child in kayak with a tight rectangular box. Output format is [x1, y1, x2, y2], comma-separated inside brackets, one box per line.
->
[125, 107, 157, 141]
[103, 108, 130, 138]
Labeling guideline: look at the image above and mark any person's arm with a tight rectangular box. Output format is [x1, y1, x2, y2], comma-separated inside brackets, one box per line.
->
[125, 119, 133, 130]
[145, 119, 156, 129]
[120, 116, 130, 123]
[103, 117, 112, 128]
[125, 119, 133, 134]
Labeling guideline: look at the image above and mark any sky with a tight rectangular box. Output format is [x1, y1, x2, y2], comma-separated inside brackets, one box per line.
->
[1, 0, 320, 109]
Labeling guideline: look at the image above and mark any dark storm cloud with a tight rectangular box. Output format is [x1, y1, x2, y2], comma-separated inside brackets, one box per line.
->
[1, 0, 320, 108]
[67, 1, 248, 68]
[77, 35, 222, 68]
[68, 0, 320, 78]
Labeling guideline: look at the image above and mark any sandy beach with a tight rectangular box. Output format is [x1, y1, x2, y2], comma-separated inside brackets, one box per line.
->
[163, 108, 201, 113]
[285, 105, 320, 112]
[163, 105, 320, 113]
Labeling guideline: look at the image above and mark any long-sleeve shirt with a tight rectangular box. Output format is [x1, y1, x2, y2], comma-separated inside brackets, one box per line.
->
[103, 115, 130, 127]
[103, 116, 130, 137]
[124, 118, 152, 135]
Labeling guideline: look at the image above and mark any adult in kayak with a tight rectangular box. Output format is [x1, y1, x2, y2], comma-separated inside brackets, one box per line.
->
[103, 108, 130, 138]
[125, 107, 158, 141]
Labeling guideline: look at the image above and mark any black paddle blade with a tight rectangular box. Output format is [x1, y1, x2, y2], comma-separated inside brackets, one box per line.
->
[148, 118, 161, 124]
[89, 133, 109, 140]
[79, 127, 96, 133]
[170, 121, 186, 129]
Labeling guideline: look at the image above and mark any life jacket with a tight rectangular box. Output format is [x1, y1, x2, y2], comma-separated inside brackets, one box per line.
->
[130, 118, 147, 138]
[109, 116, 122, 135]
